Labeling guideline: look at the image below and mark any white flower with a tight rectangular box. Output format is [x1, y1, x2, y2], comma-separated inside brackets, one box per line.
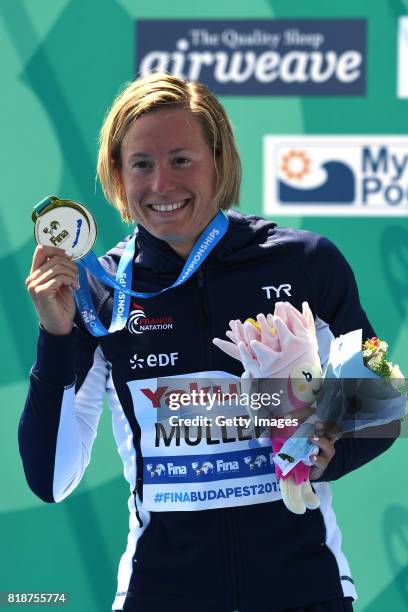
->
[378, 341, 388, 353]
[367, 353, 383, 368]
[390, 363, 405, 391]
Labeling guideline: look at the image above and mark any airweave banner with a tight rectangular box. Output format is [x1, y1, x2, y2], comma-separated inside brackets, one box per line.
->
[135, 19, 366, 95]
[264, 136, 408, 216]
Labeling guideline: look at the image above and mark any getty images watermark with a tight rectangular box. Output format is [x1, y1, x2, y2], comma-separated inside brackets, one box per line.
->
[164, 386, 299, 429]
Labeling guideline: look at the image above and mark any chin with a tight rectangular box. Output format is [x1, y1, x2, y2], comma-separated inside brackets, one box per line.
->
[153, 228, 190, 245]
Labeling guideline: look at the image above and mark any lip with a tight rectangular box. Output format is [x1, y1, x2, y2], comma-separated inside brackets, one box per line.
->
[147, 198, 192, 217]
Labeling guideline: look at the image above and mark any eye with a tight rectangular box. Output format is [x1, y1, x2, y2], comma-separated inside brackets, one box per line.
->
[302, 370, 312, 383]
[132, 160, 153, 169]
[173, 157, 190, 166]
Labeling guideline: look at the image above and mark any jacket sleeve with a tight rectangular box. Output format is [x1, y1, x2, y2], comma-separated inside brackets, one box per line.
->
[308, 236, 400, 482]
[314, 421, 401, 482]
[308, 235, 375, 341]
[18, 325, 108, 503]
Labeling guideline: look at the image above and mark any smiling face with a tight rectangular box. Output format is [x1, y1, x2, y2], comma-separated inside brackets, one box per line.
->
[118, 107, 219, 259]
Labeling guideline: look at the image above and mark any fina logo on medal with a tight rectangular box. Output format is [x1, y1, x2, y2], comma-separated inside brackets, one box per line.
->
[126, 302, 175, 335]
[32, 196, 97, 260]
[264, 136, 408, 216]
[42, 220, 68, 246]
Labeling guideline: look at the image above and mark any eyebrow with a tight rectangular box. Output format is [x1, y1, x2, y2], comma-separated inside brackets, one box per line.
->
[128, 147, 191, 159]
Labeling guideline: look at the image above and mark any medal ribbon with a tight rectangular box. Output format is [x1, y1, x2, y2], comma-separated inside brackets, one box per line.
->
[74, 211, 229, 336]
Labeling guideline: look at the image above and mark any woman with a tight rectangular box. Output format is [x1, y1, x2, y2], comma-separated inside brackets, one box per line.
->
[21, 73, 397, 612]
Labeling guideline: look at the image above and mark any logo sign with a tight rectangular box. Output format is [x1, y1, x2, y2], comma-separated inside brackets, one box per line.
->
[130, 352, 179, 369]
[262, 284, 292, 299]
[136, 19, 366, 95]
[126, 302, 174, 335]
[264, 136, 408, 216]
[398, 17, 408, 98]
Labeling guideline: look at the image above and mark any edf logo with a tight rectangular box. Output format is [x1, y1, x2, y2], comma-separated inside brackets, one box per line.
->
[130, 352, 179, 369]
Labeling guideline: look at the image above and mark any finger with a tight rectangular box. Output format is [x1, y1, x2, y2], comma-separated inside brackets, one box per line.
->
[29, 275, 78, 297]
[27, 257, 78, 284]
[309, 435, 335, 460]
[30, 245, 71, 274]
[29, 264, 78, 290]
[313, 420, 326, 437]
[310, 452, 328, 471]
[312, 420, 341, 440]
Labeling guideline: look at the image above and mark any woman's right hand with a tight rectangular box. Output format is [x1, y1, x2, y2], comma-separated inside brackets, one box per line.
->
[26, 245, 80, 336]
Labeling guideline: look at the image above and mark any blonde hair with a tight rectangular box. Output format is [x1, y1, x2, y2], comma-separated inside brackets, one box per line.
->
[97, 73, 241, 221]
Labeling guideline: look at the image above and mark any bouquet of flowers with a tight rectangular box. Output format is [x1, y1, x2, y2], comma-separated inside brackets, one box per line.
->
[213, 303, 407, 514]
[362, 337, 404, 390]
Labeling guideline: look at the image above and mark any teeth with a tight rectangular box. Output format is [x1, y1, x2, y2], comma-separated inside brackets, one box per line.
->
[150, 201, 187, 212]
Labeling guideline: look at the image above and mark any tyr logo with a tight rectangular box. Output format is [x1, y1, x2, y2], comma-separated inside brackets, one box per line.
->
[262, 284, 292, 299]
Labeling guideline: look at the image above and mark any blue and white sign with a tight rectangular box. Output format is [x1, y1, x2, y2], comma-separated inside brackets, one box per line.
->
[127, 372, 279, 512]
[264, 136, 408, 216]
[136, 19, 366, 96]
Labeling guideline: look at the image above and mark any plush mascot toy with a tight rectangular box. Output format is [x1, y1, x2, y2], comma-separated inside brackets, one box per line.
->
[213, 302, 323, 514]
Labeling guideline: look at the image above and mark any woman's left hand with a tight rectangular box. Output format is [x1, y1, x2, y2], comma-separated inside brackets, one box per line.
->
[309, 421, 342, 481]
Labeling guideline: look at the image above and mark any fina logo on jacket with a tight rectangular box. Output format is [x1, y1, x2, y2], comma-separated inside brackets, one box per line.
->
[126, 302, 175, 335]
[144, 455, 270, 480]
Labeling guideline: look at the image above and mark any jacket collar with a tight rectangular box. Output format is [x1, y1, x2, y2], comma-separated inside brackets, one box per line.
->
[128, 210, 277, 274]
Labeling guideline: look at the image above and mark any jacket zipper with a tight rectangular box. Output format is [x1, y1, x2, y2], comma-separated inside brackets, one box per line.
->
[198, 267, 241, 610]
[197, 268, 210, 368]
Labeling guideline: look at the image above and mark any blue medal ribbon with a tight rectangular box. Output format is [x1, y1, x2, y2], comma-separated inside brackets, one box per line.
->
[74, 211, 229, 336]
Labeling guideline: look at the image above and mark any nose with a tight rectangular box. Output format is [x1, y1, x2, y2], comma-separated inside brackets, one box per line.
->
[151, 164, 177, 195]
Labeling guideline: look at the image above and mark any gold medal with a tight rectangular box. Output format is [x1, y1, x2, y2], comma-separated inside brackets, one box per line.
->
[32, 196, 97, 261]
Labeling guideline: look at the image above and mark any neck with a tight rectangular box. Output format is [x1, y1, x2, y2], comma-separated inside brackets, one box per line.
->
[168, 240, 194, 260]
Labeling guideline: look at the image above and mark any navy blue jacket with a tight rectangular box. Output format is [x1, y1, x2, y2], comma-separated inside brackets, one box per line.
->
[19, 212, 397, 612]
